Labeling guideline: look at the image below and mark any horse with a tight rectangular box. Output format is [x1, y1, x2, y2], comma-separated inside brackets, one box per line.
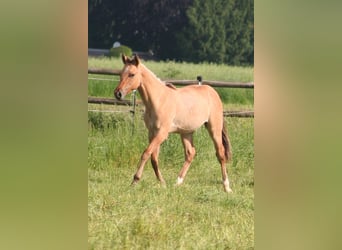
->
[114, 54, 233, 192]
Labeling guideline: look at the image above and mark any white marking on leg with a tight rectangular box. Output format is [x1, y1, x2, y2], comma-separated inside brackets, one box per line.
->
[223, 179, 233, 193]
[176, 177, 184, 185]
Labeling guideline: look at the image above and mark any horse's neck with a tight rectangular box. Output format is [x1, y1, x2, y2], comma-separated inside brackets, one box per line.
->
[138, 64, 166, 108]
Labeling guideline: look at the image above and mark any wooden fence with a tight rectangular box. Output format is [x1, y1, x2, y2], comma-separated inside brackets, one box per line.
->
[88, 96, 141, 106]
[88, 68, 254, 118]
[88, 68, 254, 89]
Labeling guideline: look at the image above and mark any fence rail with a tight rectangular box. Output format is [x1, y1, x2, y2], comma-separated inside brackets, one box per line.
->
[88, 68, 254, 89]
[88, 96, 253, 118]
[223, 110, 254, 118]
[88, 96, 141, 106]
[88, 68, 121, 75]
[163, 79, 254, 88]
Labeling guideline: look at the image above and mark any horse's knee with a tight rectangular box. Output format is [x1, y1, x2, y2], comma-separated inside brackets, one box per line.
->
[141, 150, 151, 162]
[186, 147, 196, 162]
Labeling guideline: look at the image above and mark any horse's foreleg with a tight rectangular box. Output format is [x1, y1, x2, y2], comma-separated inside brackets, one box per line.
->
[176, 133, 195, 186]
[131, 132, 167, 185]
[151, 145, 166, 185]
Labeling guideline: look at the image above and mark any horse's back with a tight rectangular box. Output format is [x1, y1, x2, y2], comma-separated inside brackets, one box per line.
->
[178, 84, 223, 110]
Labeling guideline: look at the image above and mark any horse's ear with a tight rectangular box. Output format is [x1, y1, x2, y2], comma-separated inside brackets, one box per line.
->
[132, 54, 140, 66]
[121, 54, 128, 64]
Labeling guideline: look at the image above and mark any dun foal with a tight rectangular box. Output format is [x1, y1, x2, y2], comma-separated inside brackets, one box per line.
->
[114, 54, 233, 192]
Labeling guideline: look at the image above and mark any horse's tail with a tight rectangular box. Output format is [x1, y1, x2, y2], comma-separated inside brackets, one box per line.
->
[222, 122, 232, 162]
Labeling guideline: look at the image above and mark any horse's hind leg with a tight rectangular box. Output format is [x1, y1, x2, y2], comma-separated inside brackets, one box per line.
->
[206, 122, 233, 193]
[176, 133, 196, 186]
[151, 145, 166, 185]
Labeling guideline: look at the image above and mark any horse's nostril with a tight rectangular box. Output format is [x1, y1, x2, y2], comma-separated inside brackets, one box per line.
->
[115, 91, 122, 100]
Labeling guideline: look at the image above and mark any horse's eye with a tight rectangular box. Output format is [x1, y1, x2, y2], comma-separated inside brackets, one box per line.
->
[128, 73, 135, 78]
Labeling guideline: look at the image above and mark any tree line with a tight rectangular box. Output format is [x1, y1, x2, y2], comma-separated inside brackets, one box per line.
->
[89, 0, 254, 65]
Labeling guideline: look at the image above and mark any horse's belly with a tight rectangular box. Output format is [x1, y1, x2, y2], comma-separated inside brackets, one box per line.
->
[170, 116, 207, 133]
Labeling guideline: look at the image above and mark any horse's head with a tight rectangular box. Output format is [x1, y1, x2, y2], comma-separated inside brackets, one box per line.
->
[114, 54, 142, 100]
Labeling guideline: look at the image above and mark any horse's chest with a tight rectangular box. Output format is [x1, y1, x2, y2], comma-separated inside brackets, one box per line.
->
[144, 111, 162, 130]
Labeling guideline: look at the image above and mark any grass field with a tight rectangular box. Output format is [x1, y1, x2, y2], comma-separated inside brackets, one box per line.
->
[88, 57, 254, 249]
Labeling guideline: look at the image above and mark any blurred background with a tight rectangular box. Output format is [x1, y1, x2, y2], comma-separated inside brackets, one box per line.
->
[89, 0, 254, 65]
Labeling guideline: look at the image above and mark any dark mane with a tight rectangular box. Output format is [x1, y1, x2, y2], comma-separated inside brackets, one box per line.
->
[165, 82, 177, 90]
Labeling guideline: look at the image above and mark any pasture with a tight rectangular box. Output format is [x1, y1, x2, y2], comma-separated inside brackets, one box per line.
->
[88, 57, 254, 249]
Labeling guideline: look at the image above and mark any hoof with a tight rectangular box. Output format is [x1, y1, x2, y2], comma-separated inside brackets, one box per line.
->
[131, 175, 140, 185]
[176, 177, 184, 186]
[223, 179, 232, 193]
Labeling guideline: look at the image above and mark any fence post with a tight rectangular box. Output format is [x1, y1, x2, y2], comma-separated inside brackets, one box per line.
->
[131, 90, 137, 135]
[197, 75, 202, 85]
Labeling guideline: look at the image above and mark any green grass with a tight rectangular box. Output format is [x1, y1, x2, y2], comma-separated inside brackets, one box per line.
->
[88, 113, 254, 249]
[88, 57, 254, 106]
[88, 57, 253, 82]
